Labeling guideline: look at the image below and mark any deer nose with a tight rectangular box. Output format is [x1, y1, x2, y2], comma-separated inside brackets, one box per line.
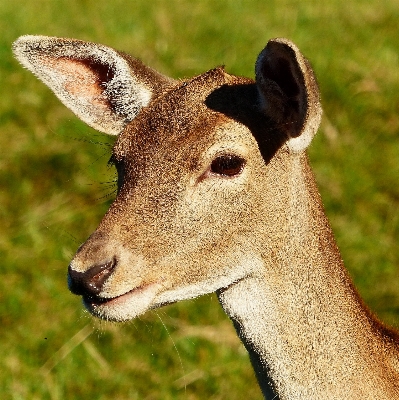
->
[68, 258, 117, 297]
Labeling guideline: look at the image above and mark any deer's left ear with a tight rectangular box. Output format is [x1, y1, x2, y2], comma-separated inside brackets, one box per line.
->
[255, 38, 322, 152]
[13, 35, 175, 135]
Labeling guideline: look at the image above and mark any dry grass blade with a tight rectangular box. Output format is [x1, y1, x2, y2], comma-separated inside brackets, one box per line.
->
[39, 323, 93, 377]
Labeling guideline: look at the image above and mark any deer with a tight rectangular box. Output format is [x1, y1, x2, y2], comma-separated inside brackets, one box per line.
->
[13, 35, 399, 399]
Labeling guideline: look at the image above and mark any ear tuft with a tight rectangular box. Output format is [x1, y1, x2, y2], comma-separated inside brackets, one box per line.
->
[255, 38, 322, 152]
[13, 35, 174, 135]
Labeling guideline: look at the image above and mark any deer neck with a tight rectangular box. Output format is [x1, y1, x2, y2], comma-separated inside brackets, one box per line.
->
[217, 152, 398, 399]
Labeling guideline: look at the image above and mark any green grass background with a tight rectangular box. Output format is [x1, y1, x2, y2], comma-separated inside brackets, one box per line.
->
[1, 0, 398, 399]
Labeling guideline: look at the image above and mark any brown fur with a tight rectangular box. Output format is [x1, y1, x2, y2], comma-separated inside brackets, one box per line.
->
[13, 35, 399, 399]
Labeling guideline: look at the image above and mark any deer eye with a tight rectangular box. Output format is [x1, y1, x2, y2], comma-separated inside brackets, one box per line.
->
[210, 154, 246, 177]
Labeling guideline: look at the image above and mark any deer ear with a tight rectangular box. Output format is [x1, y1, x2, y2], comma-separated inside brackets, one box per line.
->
[13, 35, 175, 135]
[255, 38, 322, 152]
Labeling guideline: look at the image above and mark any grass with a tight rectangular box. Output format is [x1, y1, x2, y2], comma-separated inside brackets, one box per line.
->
[1, 0, 398, 398]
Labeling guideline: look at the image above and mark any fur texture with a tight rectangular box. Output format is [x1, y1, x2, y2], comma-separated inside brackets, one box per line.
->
[13, 35, 399, 399]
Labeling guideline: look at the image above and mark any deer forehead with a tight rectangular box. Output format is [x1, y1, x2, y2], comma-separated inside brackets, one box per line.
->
[112, 68, 263, 174]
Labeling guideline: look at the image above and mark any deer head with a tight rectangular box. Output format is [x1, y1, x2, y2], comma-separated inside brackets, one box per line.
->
[13, 36, 321, 322]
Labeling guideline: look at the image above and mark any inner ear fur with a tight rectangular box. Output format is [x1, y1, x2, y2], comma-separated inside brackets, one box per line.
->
[13, 35, 175, 135]
[255, 38, 322, 152]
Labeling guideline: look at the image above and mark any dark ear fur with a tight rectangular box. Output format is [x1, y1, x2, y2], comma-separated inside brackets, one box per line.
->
[255, 38, 322, 152]
[13, 35, 175, 135]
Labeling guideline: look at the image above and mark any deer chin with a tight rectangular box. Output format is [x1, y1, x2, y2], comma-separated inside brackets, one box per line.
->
[83, 283, 162, 322]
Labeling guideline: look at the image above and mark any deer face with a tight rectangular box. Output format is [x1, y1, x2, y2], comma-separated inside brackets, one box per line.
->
[13, 36, 321, 321]
[69, 71, 276, 321]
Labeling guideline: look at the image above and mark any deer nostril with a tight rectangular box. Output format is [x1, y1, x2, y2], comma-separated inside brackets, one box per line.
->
[68, 258, 117, 297]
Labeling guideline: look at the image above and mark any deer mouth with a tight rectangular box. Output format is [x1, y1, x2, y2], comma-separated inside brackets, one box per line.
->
[82, 283, 162, 322]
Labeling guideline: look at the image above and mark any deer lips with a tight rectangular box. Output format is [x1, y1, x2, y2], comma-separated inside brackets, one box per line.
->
[83, 283, 162, 321]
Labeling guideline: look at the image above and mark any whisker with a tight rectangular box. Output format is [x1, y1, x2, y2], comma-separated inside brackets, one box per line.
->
[154, 311, 187, 394]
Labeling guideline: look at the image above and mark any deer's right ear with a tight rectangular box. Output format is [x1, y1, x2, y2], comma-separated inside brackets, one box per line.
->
[13, 35, 175, 135]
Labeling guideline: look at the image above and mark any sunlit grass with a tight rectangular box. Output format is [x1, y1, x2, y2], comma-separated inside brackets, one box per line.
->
[1, 0, 398, 398]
